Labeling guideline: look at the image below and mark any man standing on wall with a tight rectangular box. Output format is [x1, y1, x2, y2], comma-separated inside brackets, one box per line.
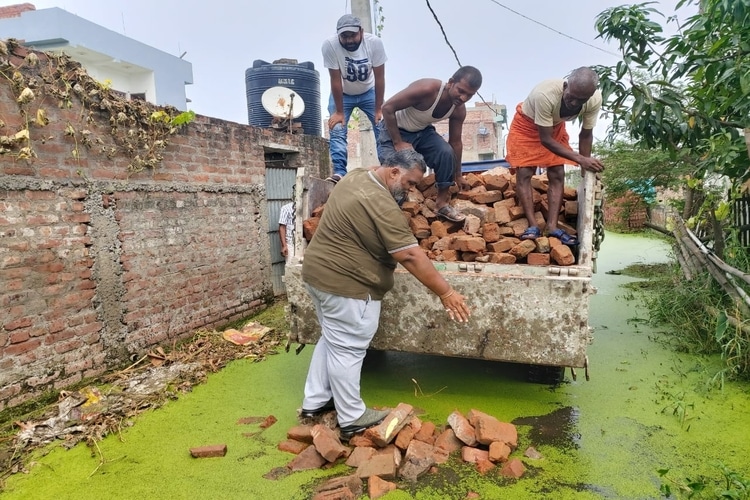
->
[322, 14, 387, 184]
[505, 66, 604, 245]
[376, 66, 482, 223]
[299, 150, 470, 440]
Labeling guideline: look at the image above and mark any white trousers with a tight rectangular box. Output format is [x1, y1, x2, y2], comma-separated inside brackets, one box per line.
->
[302, 284, 381, 427]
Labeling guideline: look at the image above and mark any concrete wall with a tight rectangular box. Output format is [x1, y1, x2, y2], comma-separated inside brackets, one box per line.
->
[0, 43, 329, 410]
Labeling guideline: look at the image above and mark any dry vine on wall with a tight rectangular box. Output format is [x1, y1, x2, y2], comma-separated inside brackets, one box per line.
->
[0, 38, 195, 173]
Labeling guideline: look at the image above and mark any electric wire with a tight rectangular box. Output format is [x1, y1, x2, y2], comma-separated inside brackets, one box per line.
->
[423, 0, 500, 116]
[486, 0, 619, 56]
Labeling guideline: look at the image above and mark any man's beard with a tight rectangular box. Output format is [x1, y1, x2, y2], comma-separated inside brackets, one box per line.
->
[340, 40, 362, 52]
[390, 186, 407, 206]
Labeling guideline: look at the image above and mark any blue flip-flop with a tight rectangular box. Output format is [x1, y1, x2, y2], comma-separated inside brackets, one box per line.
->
[520, 226, 541, 240]
[548, 228, 578, 246]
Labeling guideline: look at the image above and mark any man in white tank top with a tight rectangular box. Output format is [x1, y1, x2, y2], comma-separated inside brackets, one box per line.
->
[377, 66, 482, 222]
[322, 14, 387, 184]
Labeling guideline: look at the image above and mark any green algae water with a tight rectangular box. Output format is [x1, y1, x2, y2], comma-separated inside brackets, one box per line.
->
[3, 232, 749, 499]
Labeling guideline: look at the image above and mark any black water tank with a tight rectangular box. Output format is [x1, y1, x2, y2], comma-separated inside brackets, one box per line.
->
[245, 59, 321, 136]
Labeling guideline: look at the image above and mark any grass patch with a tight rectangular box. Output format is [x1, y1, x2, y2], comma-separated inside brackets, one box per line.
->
[619, 262, 672, 279]
[622, 259, 750, 381]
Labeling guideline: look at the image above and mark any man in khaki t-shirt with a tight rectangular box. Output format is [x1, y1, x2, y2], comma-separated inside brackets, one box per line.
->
[299, 150, 470, 440]
[505, 67, 605, 245]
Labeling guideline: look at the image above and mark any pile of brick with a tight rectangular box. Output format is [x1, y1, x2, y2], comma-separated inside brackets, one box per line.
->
[277, 403, 541, 499]
[303, 168, 579, 266]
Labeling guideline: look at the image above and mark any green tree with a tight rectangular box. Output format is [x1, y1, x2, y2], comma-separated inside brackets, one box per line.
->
[594, 0, 750, 254]
[596, 141, 693, 206]
[594, 0, 749, 181]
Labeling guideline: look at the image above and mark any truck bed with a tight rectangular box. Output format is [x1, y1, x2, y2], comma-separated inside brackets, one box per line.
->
[285, 171, 599, 370]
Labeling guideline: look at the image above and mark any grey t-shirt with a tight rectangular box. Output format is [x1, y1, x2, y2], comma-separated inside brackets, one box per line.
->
[302, 168, 417, 300]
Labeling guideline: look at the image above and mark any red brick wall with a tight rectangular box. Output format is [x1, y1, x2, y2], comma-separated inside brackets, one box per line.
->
[0, 45, 328, 410]
[0, 3, 35, 19]
[603, 191, 648, 230]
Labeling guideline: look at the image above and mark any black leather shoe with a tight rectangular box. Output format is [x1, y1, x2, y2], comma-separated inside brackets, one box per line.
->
[339, 408, 390, 440]
[299, 398, 335, 419]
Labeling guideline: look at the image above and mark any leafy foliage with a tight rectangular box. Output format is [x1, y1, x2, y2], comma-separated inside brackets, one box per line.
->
[596, 141, 694, 204]
[594, 0, 750, 183]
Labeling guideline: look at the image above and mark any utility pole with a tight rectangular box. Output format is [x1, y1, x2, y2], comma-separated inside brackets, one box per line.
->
[351, 0, 378, 168]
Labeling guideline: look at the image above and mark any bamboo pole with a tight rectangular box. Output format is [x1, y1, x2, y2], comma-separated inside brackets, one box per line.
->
[675, 218, 750, 316]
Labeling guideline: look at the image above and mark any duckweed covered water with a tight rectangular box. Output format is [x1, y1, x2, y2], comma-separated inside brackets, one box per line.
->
[3, 232, 749, 499]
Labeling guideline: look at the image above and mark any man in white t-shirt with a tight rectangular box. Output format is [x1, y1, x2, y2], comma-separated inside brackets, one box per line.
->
[278, 202, 295, 264]
[322, 14, 387, 184]
[505, 67, 605, 245]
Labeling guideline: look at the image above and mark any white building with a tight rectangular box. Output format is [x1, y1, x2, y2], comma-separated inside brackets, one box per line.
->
[0, 3, 193, 110]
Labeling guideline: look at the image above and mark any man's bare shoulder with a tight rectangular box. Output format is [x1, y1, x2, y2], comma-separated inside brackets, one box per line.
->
[400, 78, 442, 103]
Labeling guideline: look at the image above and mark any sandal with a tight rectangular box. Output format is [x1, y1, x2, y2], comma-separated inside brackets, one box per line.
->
[325, 174, 343, 184]
[520, 226, 541, 240]
[436, 205, 466, 222]
[548, 228, 578, 246]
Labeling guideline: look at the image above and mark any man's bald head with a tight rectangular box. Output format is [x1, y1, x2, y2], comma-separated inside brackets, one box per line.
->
[567, 67, 599, 95]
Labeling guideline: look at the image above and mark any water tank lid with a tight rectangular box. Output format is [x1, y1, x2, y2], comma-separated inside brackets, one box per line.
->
[261, 86, 305, 119]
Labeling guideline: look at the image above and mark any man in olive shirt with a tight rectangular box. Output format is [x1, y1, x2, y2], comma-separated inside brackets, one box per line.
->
[300, 149, 470, 440]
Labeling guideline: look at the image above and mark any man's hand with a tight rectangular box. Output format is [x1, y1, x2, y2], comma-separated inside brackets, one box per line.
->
[579, 156, 604, 173]
[441, 290, 471, 323]
[328, 111, 345, 130]
[456, 176, 470, 191]
[394, 142, 414, 152]
[281, 245, 288, 257]
[375, 108, 383, 124]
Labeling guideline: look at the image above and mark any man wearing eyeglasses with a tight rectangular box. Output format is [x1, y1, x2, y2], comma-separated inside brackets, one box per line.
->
[322, 14, 387, 184]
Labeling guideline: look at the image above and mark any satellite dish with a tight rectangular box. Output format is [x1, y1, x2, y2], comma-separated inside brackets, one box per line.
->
[261, 86, 305, 119]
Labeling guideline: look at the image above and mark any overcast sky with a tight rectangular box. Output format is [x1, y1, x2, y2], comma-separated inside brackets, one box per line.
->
[4, 0, 691, 139]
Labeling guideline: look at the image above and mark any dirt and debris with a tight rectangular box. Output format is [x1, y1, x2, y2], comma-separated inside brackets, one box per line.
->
[0, 322, 286, 481]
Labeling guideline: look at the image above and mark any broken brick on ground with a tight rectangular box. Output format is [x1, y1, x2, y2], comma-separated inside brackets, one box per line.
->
[275, 403, 542, 498]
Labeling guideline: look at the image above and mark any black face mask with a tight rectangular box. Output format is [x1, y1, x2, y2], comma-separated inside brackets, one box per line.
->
[340, 40, 362, 52]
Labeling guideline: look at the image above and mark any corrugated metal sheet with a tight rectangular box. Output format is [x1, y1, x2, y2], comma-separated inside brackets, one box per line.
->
[265, 157, 298, 295]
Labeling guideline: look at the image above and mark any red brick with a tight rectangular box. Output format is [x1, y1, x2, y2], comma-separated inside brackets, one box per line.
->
[551, 244, 575, 265]
[526, 252, 550, 265]
[434, 428, 463, 454]
[476, 458, 495, 475]
[356, 453, 397, 480]
[414, 421, 436, 444]
[500, 458, 526, 478]
[489, 441, 512, 463]
[9, 331, 30, 344]
[363, 403, 413, 447]
[189, 444, 227, 458]
[288, 444, 327, 471]
[394, 425, 416, 451]
[3, 317, 32, 331]
[399, 439, 435, 482]
[368, 475, 397, 500]
[278, 439, 310, 455]
[461, 446, 489, 463]
[447, 411, 477, 446]
[311, 424, 349, 463]
[0, 338, 42, 357]
[345, 446, 376, 467]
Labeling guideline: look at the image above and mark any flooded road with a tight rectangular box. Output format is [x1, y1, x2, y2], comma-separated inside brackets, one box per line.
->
[3, 232, 749, 499]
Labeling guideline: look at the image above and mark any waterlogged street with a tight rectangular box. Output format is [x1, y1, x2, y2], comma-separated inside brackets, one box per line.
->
[3, 232, 749, 499]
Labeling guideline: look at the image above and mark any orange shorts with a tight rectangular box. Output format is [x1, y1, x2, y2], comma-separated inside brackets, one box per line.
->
[505, 103, 572, 168]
